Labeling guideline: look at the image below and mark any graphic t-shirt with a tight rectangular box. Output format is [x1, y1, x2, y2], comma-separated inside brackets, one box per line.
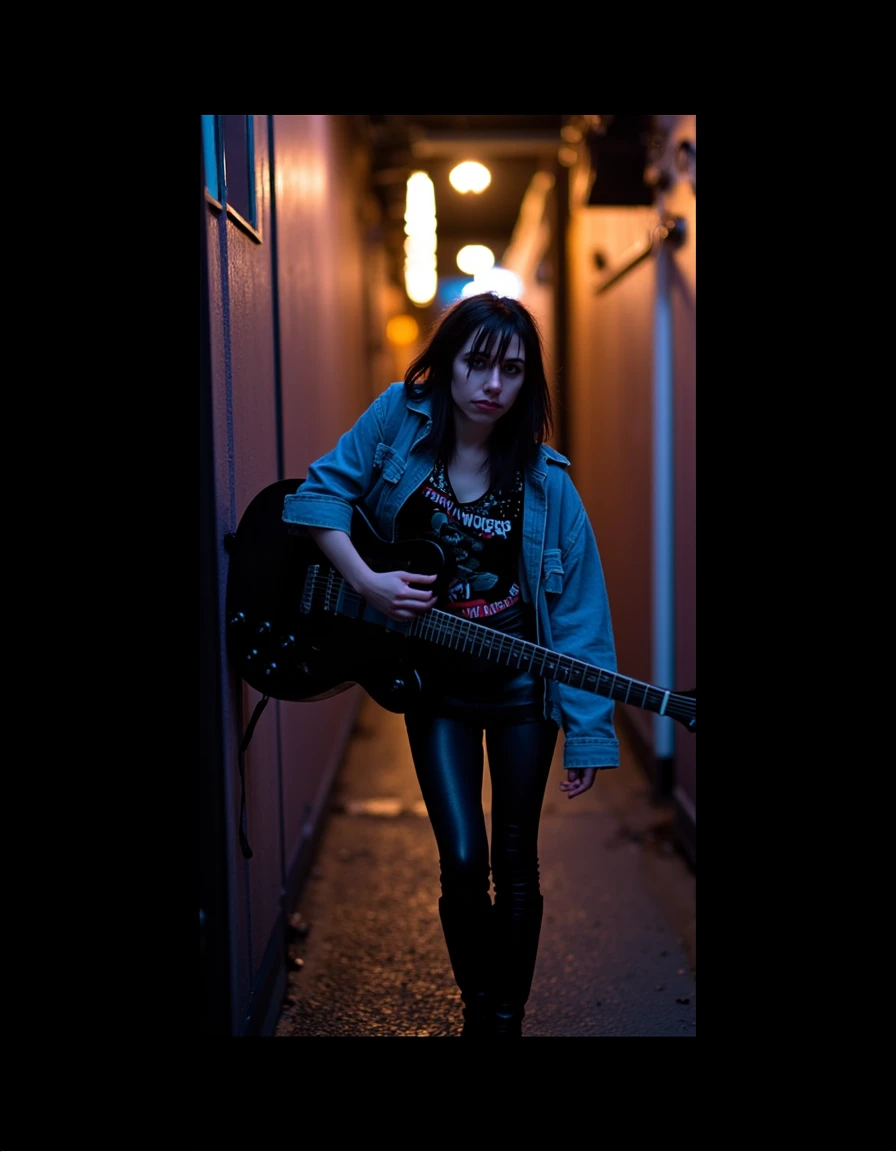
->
[399, 458, 526, 630]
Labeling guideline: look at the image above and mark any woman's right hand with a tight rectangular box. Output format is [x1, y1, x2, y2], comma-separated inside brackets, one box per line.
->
[308, 527, 437, 623]
[360, 569, 438, 622]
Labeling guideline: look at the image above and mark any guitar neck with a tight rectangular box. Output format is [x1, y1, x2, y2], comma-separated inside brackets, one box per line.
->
[301, 563, 695, 731]
[411, 607, 694, 727]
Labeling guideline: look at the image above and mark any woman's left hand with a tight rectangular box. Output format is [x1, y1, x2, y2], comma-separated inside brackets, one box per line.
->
[560, 768, 599, 798]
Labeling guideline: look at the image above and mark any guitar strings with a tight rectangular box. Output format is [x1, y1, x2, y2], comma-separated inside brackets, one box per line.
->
[302, 572, 695, 721]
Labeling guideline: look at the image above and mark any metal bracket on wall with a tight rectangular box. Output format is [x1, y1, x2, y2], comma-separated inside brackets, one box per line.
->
[594, 215, 686, 295]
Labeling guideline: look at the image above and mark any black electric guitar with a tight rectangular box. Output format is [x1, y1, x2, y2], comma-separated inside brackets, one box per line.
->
[224, 479, 696, 732]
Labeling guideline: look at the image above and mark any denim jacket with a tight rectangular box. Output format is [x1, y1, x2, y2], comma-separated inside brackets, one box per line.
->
[282, 382, 620, 770]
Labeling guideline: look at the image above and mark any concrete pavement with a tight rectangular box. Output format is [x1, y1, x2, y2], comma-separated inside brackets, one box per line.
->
[275, 694, 696, 1038]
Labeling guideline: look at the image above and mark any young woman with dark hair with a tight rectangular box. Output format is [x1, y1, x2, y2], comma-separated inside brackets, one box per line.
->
[283, 292, 619, 1037]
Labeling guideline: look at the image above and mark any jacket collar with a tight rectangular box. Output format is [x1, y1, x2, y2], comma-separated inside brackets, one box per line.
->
[405, 388, 431, 419]
[540, 443, 570, 468]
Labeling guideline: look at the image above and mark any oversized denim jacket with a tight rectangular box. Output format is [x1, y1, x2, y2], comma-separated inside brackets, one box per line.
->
[282, 382, 620, 770]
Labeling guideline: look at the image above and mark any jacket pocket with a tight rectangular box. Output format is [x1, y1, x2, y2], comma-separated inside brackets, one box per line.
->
[373, 442, 406, 484]
[543, 548, 564, 594]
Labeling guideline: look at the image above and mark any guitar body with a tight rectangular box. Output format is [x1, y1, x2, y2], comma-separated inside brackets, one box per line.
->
[225, 479, 447, 710]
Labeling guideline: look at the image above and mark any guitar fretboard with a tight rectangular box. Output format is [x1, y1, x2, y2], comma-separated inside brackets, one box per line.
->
[302, 566, 696, 728]
[413, 608, 688, 719]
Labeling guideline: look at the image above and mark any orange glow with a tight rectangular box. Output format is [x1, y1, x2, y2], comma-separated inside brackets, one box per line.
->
[386, 314, 420, 347]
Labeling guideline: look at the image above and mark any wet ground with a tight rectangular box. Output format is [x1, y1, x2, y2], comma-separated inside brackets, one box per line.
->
[275, 694, 696, 1038]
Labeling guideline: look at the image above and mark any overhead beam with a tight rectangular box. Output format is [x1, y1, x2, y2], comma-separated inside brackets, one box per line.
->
[411, 131, 561, 159]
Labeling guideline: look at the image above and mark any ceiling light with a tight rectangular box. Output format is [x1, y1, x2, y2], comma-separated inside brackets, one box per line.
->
[404, 171, 438, 306]
[456, 245, 495, 275]
[449, 161, 491, 194]
[462, 267, 523, 299]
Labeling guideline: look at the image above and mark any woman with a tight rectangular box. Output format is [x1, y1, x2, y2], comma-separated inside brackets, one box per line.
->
[282, 292, 619, 1037]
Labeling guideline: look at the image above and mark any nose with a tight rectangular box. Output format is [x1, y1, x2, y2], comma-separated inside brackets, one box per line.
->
[484, 364, 502, 393]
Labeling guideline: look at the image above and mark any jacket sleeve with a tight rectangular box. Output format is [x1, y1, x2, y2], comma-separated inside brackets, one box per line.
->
[547, 475, 621, 769]
[281, 386, 396, 533]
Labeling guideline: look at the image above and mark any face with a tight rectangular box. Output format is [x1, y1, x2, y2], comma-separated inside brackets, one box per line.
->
[450, 331, 525, 427]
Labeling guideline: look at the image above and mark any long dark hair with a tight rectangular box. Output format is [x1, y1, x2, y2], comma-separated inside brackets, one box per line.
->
[404, 292, 554, 493]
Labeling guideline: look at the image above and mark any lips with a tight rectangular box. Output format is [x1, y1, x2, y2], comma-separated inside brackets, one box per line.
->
[473, 400, 501, 411]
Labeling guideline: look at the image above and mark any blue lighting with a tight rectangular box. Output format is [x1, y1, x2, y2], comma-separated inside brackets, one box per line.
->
[436, 277, 474, 308]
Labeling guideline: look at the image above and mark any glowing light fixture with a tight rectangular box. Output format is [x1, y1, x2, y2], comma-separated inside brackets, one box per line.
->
[404, 171, 436, 226]
[449, 161, 492, 194]
[461, 267, 523, 300]
[404, 171, 438, 305]
[456, 244, 495, 276]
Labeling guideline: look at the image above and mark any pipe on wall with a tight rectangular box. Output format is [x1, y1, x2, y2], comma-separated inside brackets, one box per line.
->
[594, 216, 686, 765]
[652, 239, 675, 760]
[594, 216, 684, 297]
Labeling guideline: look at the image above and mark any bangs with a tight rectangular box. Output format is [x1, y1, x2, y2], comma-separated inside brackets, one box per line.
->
[468, 319, 523, 368]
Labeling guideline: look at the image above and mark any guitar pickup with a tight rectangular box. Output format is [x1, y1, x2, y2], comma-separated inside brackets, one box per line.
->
[300, 565, 319, 615]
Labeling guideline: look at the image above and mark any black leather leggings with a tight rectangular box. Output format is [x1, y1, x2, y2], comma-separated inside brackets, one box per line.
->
[404, 707, 559, 918]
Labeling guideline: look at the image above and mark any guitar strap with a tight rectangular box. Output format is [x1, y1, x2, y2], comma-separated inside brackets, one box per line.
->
[236, 693, 270, 858]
